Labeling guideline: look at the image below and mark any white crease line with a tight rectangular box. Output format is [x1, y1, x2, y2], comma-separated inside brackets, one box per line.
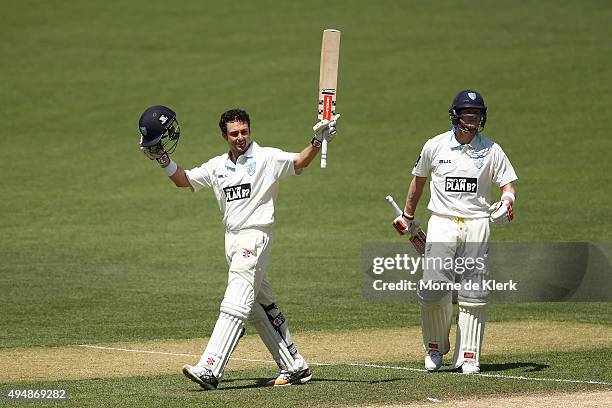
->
[79, 345, 197, 357]
[76, 344, 611, 386]
[475, 372, 610, 385]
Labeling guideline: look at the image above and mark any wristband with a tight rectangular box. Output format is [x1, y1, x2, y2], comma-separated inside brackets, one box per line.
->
[501, 191, 515, 204]
[163, 160, 178, 177]
[311, 136, 322, 148]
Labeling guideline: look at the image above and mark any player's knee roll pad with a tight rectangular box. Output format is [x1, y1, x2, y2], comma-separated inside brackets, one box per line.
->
[457, 285, 490, 306]
[417, 283, 453, 306]
[457, 260, 490, 305]
[219, 279, 255, 322]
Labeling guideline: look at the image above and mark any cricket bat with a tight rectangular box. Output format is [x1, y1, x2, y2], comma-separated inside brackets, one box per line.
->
[318, 29, 341, 168]
[386, 195, 427, 255]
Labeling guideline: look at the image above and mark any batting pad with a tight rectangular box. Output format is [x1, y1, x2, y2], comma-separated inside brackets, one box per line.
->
[198, 312, 244, 379]
[198, 278, 254, 378]
[220, 278, 255, 321]
[420, 302, 453, 355]
[250, 303, 307, 373]
[452, 304, 486, 368]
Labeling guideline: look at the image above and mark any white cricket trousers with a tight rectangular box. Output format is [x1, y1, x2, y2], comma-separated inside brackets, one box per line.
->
[198, 227, 306, 379]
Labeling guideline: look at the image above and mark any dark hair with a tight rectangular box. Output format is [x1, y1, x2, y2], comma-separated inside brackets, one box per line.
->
[219, 109, 250, 135]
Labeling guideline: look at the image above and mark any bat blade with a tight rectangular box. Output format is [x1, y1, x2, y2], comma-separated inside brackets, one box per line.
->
[318, 29, 340, 168]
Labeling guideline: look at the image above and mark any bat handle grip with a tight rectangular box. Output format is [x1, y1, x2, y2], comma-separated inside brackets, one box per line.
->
[385, 195, 403, 216]
[320, 138, 328, 168]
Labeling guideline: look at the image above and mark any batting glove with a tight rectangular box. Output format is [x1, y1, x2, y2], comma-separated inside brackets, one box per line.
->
[312, 114, 341, 146]
[140, 139, 172, 167]
[392, 212, 420, 236]
[489, 200, 514, 226]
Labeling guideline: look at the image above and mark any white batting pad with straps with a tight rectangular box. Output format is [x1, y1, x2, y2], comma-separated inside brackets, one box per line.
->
[198, 312, 244, 379]
[250, 302, 307, 373]
[420, 301, 453, 355]
[453, 303, 486, 368]
[197, 278, 254, 378]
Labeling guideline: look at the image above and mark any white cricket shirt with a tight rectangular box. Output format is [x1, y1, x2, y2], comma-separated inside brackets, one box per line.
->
[185, 141, 299, 231]
[412, 129, 517, 218]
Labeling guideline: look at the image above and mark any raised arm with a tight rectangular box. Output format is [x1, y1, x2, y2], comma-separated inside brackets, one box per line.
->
[293, 144, 321, 171]
[165, 162, 191, 188]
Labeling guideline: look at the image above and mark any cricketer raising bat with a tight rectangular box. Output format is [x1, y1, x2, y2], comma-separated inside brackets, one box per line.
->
[318, 29, 341, 168]
[386, 195, 427, 255]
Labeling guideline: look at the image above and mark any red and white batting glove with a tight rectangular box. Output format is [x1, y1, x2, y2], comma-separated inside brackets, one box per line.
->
[140, 139, 172, 167]
[489, 199, 514, 226]
[392, 212, 420, 236]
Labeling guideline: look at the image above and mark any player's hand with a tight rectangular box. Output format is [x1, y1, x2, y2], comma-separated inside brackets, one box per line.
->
[325, 114, 340, 142]
[312, 114, 341, 145]
[140, 140, 171, 167]
[489, 200, 514, 226]
[392, 212, 420, 236]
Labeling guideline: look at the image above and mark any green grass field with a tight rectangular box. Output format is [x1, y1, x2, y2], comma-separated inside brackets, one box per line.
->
[1, 0, 611, 406]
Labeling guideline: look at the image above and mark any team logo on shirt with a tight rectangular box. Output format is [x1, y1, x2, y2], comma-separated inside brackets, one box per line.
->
[246, 161, 257, 176]
[223, 183, 251, 202]
[473, 157, 485, 169]
[445, 177, 478, 193]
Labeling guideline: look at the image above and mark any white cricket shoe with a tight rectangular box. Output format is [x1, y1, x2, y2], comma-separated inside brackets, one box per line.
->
[424, 350, 443, 371]
[267, 367, 312, 387]
[460, 360, 480, 374]
[182, 364, 219, 390]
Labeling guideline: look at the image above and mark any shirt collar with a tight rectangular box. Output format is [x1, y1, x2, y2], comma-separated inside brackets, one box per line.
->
[243, 141, 258, 158]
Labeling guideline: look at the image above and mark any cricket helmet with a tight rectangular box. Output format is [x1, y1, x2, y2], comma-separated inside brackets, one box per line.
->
[449, 90, 487, 129]
[139, 105, 181, 153]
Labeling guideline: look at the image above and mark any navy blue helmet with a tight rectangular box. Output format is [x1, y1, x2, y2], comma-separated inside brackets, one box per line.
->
[139, 105, 180, 153]
[449, 90, 487, 130]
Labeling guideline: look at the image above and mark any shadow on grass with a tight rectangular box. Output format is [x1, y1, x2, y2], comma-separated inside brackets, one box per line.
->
[480, 362, 550, 373]
[431, 362, 550, 374]
[190, 376, 407, 391]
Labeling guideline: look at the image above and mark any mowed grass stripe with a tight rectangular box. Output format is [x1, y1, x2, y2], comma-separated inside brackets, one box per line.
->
[346, 391, 612, 408]
[1, 351, 610, 408]
[2, 321, 610, 383]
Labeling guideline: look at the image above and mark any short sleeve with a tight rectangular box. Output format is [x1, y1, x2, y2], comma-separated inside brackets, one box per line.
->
[492, 144, 518, 187]
[412, 140, 433, 177]
[185, 159, 215, 192]
[268, 149, 299, 180]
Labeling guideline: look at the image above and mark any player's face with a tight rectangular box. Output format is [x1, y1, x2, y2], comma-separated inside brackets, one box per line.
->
[224, 121, 252, 156]
[458, 108, 481, 132]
